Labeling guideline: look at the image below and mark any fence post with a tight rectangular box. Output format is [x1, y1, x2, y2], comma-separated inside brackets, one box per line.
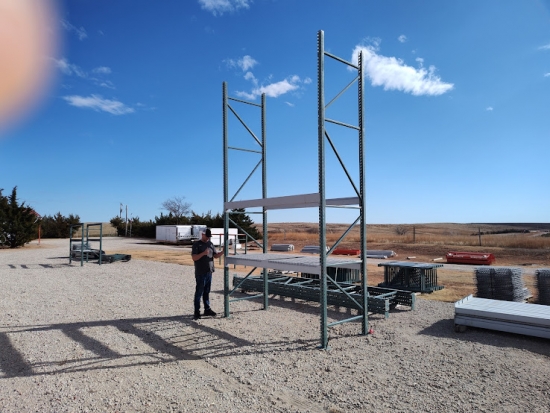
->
[478, 227, 482, 246]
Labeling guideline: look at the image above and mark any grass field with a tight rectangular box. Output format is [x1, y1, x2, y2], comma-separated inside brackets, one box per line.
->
[111, 222, 550, 304]
[263, 222, 550, 250]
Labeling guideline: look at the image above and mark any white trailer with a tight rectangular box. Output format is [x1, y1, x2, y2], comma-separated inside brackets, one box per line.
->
[208, 227, 241, 248]
[156, 225, 198, 244]
[192, 225, 207, 240]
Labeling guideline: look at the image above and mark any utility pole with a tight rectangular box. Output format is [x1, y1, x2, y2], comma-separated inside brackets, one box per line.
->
[120, 203, 123, 219]
[125, 205, 128, 237]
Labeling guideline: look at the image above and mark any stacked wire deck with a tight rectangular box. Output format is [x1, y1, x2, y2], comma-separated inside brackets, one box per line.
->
[475, 267, 525, 302]
[535, 269, 550, 305]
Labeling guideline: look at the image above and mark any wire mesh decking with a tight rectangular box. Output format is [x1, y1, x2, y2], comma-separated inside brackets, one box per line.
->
[536, 269, 550, 305]
[377, 261, 444, 293]
[475, 267, 526, 302]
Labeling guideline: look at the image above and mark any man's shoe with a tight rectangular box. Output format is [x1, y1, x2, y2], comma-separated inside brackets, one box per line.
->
[203, 308, 217, 317]
[193, 312, 201, 320]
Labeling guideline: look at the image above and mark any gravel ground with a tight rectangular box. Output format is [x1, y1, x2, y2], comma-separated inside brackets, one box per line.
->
[1, 238, 550, 412]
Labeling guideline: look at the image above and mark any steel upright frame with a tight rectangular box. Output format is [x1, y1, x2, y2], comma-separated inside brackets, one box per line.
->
[223, 30, 366, 349]
[69, 222, 104, 266]
[222, 82, 268, 318]
[318, 30, 367, 348]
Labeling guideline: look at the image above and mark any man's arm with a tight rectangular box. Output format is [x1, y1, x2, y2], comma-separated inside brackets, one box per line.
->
[191, 245, 209, 262]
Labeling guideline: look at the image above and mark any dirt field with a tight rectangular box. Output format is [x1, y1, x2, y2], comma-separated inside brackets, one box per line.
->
[82, 222, 550, 304]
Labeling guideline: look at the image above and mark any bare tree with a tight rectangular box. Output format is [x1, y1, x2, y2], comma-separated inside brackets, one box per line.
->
[161, 196, 191, 224]
[394, 225, 409, 236]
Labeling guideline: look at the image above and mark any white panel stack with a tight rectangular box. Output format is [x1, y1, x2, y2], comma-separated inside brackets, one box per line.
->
[271, 244, 295, 251]
[301, 245, 329, 254]
[455, 295, 550, 339]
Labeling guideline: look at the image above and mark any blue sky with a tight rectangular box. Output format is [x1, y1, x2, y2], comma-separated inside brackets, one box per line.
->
[1, 0, 550, 224]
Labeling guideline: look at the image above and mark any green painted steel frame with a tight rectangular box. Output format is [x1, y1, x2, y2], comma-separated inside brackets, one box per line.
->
[232, 275, 415, 319]
[378, 262, 444, 293]
[223, 82, 267, 318]
[222, 30, 366, 350]
[68, 222, 103, 266]
[318, 30, 366, 349]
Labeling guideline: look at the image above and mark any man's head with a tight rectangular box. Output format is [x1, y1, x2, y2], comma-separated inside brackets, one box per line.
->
[202, 228, 212, 240]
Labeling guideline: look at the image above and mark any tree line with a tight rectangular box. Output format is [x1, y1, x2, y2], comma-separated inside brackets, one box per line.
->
[1, 188, 260, 248]
[109, 208, 261, 240]
[1, 186, 82, 248]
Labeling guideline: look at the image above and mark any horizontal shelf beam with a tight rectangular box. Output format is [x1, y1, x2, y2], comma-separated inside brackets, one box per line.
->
[225, 193, 359, 211]
[225, 252, 362, 275]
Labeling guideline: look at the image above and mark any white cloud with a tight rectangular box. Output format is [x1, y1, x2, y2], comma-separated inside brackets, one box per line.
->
[538, 43, 550, 50]
[62, 95, 134, 115]
[234, 90, 256, 100]
[198, 0, 252, 16]
[239, 55, 257, 71]
[244, 71, 258, 85]
[94, 80, 115, 89]
[226, 55, 258, 71]
[398, 35, 407, 43]
[53, 57, 86, 78]
[255, 79, 299, 98]
[285, 101, 295, 107]
[545, 73, 550, 77]
[236, 76, 306, 100]
[92, 66, 112, 74]
[351, 44, 454, 96]
[486, 106, 493, 111]
[54, 59, 115, 88]
[61, 19, 88, 40]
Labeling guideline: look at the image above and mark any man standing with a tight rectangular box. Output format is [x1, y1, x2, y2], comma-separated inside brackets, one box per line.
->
[191, 228, 223, 320]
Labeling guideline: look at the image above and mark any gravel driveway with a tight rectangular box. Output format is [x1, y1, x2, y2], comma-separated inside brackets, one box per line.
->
[1, 238, 550, 412]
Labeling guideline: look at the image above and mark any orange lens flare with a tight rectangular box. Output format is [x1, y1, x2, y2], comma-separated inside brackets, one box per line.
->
[0, 0, 59, 136]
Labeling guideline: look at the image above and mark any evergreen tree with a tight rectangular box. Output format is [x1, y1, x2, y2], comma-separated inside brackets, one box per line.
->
[110, 216, 156, 238]
[153, 212, 191, 226]
[110, 216, 125, 236]
[188, 210, 223, 228]
[0, 189, 7, 245]
[229, 208, 262, 241]
[40, 212, 81, 238]
[0, 187, 39, 248]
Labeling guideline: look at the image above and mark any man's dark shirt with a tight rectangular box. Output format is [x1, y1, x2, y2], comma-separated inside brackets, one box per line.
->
[192, 239, 214, 276]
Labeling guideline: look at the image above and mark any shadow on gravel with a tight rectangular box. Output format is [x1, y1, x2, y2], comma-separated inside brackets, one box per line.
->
[418, 318, 550, 357]
[0, 314, 316, 379]
[215, 288, 409, 322]
[4, 263, 72, 269]
[219, 289, 360, 319]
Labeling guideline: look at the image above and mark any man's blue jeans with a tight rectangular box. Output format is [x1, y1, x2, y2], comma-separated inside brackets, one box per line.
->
[194, 272, 212, 313]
